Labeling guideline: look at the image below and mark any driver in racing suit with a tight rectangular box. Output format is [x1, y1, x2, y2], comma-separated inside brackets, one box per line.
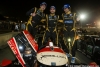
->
[26, 2, 47, 38]
[43, 6, 59, 46]
[59, 4, 80, 63]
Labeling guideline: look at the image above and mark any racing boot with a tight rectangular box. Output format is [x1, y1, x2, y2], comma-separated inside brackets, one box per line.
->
[71, 57, 75, 63]
[66, 53, 70, 58]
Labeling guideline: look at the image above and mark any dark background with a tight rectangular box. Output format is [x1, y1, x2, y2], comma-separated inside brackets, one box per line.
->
[0, 0, 100, 23]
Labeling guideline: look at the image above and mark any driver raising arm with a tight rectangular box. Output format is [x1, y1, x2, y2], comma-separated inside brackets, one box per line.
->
[26, 2, 47, 38]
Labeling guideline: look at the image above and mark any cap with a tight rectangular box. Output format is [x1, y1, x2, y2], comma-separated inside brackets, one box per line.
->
[50, 6, 56, 9]
[40, 2, 47, 6]
[63, 4, 70, 9]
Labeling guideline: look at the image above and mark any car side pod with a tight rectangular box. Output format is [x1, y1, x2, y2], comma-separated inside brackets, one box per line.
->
[0, 59, 12, 67]
[37, 41, 68, 66]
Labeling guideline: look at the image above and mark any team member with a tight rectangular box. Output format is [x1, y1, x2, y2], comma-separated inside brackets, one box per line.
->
[59, 4, 79, 63]
[26, 2, 47, 38]
[43, 6, 59, 45]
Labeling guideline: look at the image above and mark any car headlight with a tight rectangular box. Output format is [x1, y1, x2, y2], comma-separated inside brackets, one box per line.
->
[18, 44, 25, 53]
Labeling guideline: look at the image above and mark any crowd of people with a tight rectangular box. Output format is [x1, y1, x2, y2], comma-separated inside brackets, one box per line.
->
[0, 21, 26, 32]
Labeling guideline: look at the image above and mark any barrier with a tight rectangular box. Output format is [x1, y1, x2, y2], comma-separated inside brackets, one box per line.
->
[0, 32, 18, 49]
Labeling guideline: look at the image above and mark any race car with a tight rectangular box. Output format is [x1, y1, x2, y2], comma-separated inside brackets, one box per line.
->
[0, 30, 68, 67]
[0, 31, 98, 67]
[78, 35, 100, 64]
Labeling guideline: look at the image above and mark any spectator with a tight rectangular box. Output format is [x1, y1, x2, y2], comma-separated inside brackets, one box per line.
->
[11, 22, 15, 32]
[21, 22, 26, 31]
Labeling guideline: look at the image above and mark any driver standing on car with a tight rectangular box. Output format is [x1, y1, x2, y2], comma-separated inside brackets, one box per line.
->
[59, 4, 80, 63]
[43, 6, 59, 46]
[26, 2, 47, 38]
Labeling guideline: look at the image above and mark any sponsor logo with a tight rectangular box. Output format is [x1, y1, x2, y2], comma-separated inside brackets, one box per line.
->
[40, 55, 66, 59]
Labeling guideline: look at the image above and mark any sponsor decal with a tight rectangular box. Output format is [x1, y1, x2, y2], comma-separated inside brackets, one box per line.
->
[40, 55, 66, 59]
[7, 38, 26, 67]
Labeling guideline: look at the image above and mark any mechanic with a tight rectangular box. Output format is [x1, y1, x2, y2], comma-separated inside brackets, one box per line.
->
[43, 6, 59, 46]
[26, 2, 47, 38]
[59, 4, 80, 63]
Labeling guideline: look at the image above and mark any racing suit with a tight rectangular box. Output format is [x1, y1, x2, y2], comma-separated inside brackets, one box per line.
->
[43, 14, 59, 45]
[61, 12, 77, 57]
[58, 29, 66, 49]
[26, 7, 45, 38]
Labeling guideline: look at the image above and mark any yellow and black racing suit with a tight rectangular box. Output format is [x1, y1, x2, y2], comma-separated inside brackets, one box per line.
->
[60, 12, 77, 57]
[43, 14, 59, 45]
[26, 7, 46, 38]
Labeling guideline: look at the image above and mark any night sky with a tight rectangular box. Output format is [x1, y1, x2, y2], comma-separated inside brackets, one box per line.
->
[0, 0, 100, 23]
